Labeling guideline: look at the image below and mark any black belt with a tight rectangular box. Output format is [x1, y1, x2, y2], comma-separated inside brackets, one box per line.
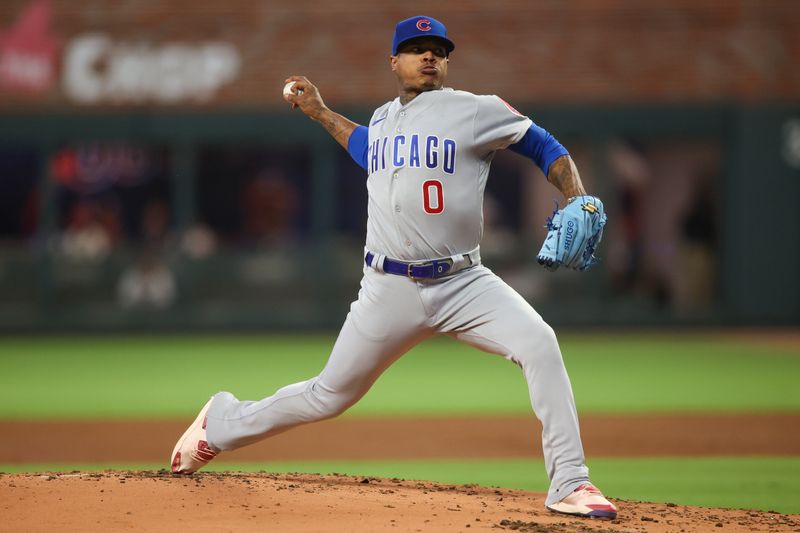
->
[365, 252, 470, 280]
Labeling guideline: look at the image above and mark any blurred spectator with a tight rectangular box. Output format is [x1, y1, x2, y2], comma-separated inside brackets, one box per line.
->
[240, 170, 299, 245]
[52, 142, 171, 244]
[675, 178, 717, 312]
[606, 138, 721, 311]
[117, 199, 178, 309]
[480, 192, 517, 257]
[606, 139, 651, 298]
[117, 251, 176, 309]
[180, 222, 218, 259]
[56, 200, 120, 262]
[140, 199, 172, 247]
[195, 145, 311, 248]
[481, 150, 524, 258]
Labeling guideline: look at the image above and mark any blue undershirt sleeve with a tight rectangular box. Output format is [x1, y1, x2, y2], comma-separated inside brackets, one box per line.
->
[347, 125, 369, 171]
[508, 123, 569, 176]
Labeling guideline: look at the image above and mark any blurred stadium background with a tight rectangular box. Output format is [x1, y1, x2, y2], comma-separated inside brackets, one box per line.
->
[0, 0, 797, 331]
[2, 0, 800, 517]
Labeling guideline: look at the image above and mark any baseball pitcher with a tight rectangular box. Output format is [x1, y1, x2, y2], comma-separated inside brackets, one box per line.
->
[171, 15, 615, 520]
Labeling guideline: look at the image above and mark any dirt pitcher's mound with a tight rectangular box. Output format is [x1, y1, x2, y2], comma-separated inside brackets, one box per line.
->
[3, 472, 799, 533]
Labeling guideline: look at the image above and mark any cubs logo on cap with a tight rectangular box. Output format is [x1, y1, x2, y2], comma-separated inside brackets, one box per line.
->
[392, 16, 455, 56]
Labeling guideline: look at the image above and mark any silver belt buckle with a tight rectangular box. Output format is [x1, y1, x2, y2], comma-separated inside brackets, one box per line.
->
[408, 261, 431, 279]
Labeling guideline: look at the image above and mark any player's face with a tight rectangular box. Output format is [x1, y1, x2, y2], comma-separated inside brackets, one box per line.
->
[391, 38, 449, 94]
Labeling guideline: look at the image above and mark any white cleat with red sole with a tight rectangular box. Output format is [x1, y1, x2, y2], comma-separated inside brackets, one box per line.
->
[170, 397, 219, 474]
[546, 483, 618, 519]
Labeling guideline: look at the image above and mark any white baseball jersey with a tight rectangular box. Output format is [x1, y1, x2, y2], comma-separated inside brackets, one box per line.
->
[364, 88, 532, 261]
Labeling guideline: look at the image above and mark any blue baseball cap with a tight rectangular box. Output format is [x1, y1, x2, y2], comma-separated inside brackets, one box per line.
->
[392, 16, 455, 56]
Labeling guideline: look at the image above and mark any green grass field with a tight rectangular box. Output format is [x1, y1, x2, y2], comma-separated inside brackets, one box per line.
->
[2, 333, 798, 418]
[1, 332, 799, 513]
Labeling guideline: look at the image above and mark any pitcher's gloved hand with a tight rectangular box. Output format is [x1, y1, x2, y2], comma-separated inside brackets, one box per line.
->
[537, 196, 607, 272]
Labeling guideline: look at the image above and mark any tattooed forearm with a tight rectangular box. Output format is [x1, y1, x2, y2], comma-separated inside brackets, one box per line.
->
[314, 109, 359, 150]
[286, 76, 358, 150]
[546, 155, 587, 199]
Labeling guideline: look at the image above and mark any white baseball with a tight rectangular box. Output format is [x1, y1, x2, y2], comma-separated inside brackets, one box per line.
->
[283, 81, 302, 101]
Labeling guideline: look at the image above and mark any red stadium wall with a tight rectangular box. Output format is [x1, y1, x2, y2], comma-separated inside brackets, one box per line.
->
[0, 0, 798, 109]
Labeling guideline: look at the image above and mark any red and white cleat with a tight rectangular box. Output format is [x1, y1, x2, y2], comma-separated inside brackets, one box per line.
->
[546, 483, 618, 519]
[170, 397, 219, 474]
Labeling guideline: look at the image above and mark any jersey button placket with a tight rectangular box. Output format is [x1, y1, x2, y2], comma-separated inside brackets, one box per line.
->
[393, 108, 406, 247]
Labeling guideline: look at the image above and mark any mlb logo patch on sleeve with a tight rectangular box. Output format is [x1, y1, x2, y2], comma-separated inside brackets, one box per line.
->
[500, 98, 524, 117]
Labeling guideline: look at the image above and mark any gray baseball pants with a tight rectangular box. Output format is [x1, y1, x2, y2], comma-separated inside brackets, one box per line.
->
[205, 264, 590, 505]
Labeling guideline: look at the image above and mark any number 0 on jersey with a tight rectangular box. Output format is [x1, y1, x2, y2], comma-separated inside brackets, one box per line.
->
[422, 180, 444, 214]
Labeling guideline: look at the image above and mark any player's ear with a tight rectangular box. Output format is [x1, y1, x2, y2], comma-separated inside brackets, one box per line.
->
[390, 55, 398, 72]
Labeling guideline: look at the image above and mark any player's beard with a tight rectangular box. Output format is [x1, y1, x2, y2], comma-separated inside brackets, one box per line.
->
[415, 72, 444, 92]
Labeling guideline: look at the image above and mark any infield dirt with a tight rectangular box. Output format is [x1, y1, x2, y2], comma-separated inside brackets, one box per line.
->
[3, 413, 800, 531]
[3, 471, 799, 533]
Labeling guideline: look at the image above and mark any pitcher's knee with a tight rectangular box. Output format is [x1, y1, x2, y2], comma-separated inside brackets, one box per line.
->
[514, 323, 563, 369]
[306, 378, 360, 419]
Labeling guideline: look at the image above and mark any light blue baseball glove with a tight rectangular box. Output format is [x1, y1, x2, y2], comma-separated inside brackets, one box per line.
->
[537, 195, 607, 271]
